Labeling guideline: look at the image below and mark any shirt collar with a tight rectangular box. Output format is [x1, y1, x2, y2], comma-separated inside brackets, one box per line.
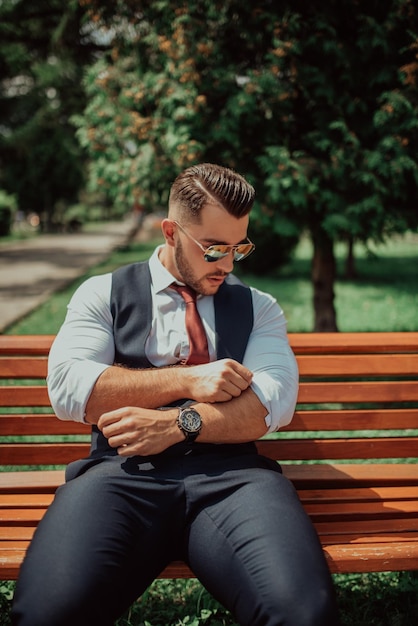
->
[149, 245, 181, 293]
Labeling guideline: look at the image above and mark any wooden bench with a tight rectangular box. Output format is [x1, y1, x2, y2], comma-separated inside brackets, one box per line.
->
[1, 332, 418, 579]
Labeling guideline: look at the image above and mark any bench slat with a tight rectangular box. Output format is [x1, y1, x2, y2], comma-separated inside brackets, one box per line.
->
[282, 463, 418, 488]
[305, 500, 418, 519]
[0, 358, 48, 379]
[0, 335, 54, 355]
[0, 386, 50, 407]
[1, 533, 417, 546]
[298, 353, 418, 376]
[299, 486, 418, 503]
[2, 542, 418, 579]
[286, 408, 418, 431]
[0, 508, 46, 523]
[258, 437, 418, 460]
[317, 515, 418, 531]
[2, 381, 418, 408]
[0, 494, 52, 507]
[320, 532, 418, 545]
[1, 464, 417, 492]
[324, 542, 418, 573]
[2, 409, 418, 437]
[1, 332, 418, 355]
[3, 502, 417, 525]
[0, 443, 90, 465]
[3, 518, 418, 542]
[2, 436, 417, 466]
[0, 414, 90, 436]
[298, 380, 418, 403]
[288, 332, 418, 354]
[1, 485, 417, 508]
[4, 529, 418, 545]
[2, 353, 418, 379]
[0, 470, 65, 493]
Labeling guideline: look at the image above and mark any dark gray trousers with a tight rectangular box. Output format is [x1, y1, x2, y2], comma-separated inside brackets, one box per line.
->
[12, 446, 339, 626]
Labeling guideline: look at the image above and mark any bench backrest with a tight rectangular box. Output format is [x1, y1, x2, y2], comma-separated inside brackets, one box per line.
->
[1, 333, 418, 470]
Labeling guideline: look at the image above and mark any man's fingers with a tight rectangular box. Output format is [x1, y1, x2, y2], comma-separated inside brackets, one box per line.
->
[221, 379, 247, 397]
[227, 359, 253, 380]
[226, 364, 253, 391]
[185, 359, 254, 403]
[226, 366, 253, 392]
[98, 407, 132, 431]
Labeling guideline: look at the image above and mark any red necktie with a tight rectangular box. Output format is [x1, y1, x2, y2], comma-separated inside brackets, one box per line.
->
[171, 284, 210, 365]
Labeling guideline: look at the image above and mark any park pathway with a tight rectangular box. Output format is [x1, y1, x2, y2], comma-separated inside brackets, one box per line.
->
[0, 218, 136, 333]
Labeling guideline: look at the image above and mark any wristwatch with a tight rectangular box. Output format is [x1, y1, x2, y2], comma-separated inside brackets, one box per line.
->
[176, 407, 202, 442]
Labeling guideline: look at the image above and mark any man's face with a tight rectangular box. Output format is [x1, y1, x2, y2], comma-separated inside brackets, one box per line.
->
[165, 203, 250, 296]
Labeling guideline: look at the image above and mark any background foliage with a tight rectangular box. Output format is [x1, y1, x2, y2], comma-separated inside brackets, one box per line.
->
[0, 0, 104, 229]
[1, 0, 417, 329]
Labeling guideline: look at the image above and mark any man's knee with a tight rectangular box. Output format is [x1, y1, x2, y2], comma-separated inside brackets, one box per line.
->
[240, 581, 339, 626]
[12, 587, 91, 626]
[280, 584, 340, 626]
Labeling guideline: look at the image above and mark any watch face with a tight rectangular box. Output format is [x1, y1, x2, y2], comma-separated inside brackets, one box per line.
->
[180, 409, 201, 433]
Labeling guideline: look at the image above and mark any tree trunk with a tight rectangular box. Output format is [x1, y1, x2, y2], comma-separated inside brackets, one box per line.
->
[345, 235, 357, 279]
[311, 229, 338, 332]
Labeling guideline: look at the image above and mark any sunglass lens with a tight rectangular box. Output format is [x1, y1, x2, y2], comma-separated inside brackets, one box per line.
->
[233, 244, 254, 261]
[204, 246, 229, 262]
[204, 252, 220, 262]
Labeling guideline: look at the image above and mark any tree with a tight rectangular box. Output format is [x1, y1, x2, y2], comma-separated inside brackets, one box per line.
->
[0, 0, 106, 229]
[257, 2, 418, 329]
[76, 0, 418, 330]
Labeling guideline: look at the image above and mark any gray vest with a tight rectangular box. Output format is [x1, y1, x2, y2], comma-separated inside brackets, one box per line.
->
[87, 261, 254, 462]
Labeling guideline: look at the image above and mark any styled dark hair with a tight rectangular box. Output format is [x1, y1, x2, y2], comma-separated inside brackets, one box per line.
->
[169, 163, 255, 222]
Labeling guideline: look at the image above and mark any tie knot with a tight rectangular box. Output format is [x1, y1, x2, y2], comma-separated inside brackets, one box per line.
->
[171, 283, 197, 304]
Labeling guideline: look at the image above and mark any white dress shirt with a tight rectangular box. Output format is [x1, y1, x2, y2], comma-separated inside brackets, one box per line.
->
[47, 246, 298, 432]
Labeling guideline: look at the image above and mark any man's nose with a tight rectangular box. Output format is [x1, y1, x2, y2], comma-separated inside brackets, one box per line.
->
[216, 250, 235, 273]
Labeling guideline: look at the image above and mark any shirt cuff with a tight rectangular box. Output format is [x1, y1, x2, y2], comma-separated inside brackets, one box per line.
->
[47, 361, 110, 423]
[250, 371, 281, 434]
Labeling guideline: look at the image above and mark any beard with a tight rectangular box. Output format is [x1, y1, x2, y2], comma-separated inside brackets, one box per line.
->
[174, 238, 227, 295]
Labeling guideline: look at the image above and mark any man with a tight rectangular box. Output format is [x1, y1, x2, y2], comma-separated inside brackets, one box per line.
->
[12, 163, 339, 626]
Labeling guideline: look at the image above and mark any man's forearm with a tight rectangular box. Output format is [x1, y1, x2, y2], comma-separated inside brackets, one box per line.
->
[85, 359, 255, 425]
[85, 364, 186, 424]
[97, 386, 270, 457]
[194, 387, 269, 444]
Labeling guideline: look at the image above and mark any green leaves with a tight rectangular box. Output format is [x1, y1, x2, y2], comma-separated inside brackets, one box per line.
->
[75, 1, 418, 247]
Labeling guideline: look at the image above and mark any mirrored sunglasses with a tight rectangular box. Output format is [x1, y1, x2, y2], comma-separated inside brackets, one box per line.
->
[202, 242, 255, 262]
[173, 221, 255, 262]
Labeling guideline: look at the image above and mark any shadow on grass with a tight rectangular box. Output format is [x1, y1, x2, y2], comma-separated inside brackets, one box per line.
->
[2, 573, 418, 626]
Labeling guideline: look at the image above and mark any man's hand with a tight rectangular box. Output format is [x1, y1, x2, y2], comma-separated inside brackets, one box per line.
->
[97, 406, 182, 457]
[185, 358, 253, 403]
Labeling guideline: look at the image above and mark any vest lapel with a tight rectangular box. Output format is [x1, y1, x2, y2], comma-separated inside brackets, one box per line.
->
[111, 262, 153, 368]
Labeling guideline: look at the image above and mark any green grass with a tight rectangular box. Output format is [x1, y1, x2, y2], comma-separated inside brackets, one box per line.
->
[241, 232, 418, 332]
[2, 573, 418, 626]
[2, 231, 418, 625]
[119, 572, 418, 626]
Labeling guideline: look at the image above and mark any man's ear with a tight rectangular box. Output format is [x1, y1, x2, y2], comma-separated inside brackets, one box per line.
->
[161, 219, 176, 247]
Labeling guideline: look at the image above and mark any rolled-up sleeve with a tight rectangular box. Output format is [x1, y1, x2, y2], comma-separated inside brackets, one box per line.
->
[47, 274, 115, 422]
[244, 288, 298, 432]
